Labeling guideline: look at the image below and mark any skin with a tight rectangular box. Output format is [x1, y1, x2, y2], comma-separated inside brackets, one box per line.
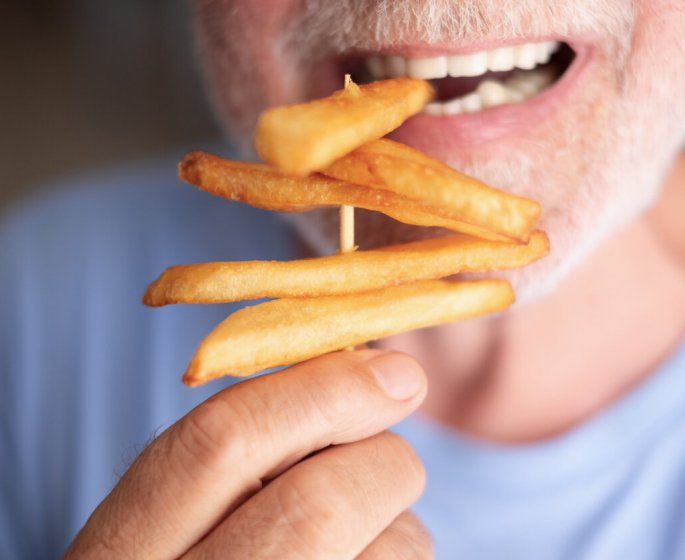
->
[382, 153, 685, 441]
[66, 350, 432, 558]
[67, 1, 685, 557]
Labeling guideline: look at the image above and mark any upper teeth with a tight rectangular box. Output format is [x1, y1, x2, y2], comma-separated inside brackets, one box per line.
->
[367, 41, 561, 80]
[366, 41, 562, 116]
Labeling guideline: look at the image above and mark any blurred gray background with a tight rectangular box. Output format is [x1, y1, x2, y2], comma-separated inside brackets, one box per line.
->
[1, 0, 219, 209]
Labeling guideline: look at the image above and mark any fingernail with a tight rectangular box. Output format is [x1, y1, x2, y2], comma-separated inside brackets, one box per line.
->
[367, 353, 425, 400]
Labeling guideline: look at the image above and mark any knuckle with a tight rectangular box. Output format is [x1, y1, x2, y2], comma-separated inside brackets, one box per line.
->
[173, 396, 253, 475]
[298, 352, 374, 429]
[275, 465, 358, 551]
[389, 512, 434, 560]
[361, 512, 433, 560]
[385, 533, 434, 560]
[378, 433, 426, 495]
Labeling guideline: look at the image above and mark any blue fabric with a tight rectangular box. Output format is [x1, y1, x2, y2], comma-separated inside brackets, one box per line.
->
[1, 160, 684, 559]
[395, 339, 685, 559]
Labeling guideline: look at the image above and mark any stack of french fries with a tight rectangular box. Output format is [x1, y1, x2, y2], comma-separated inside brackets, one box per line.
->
[143, 77, 549, 387]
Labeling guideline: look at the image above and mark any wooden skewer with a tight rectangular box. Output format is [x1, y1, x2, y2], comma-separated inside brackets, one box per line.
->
[341, 75, 358, 350]
[339, 204, 356, 254]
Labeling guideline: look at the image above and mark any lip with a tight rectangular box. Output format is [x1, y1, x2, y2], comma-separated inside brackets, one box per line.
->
[364, 36, 571, 58]
[386, 41, 595, 159]
[309, 38, 594, 163]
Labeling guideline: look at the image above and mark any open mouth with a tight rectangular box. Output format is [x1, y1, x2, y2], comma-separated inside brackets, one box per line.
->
[345, 41, 576, 117]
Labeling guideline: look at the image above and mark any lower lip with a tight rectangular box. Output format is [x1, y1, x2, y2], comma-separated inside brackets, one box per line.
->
[388, 43, 594, 158]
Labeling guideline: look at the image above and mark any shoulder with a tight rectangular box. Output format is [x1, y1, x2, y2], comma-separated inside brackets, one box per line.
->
[1, 154, 296, 264]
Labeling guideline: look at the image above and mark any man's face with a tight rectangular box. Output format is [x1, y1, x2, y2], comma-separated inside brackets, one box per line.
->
[192, 0, 685, 300]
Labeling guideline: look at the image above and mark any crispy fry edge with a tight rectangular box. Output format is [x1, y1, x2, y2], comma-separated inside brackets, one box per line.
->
[254, 78, 433, 175]
[142, 231, 549, 306]
[182, 279, 514, 386]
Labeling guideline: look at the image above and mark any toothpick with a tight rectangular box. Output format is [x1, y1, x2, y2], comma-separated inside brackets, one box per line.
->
[344, 73, 361, 97]
[339, 205, 355, 254]
[341, 75, 357, 350]
[340, 75, 357, 255]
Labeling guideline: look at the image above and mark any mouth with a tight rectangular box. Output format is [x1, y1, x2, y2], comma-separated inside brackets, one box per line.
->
[349, 41, 574, 114]
[336, 39, 590, 154]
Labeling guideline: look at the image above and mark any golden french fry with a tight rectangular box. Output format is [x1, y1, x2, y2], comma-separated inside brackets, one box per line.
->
[322, 138, 541, 242]
[179, 151, 513, 238]
[385, 207, 516, 243]
[183, 279, 514, 386]
[144, 231, 548, 306]
[254, 78, 433, 176]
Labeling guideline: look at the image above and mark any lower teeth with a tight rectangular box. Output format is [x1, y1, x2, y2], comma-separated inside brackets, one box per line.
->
[422, 67, 556, 116]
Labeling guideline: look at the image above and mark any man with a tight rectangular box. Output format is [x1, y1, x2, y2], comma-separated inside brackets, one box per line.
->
[2, 0, 685, 558]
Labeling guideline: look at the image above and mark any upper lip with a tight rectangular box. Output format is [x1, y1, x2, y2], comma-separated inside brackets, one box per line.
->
[353, 36, 572, 57]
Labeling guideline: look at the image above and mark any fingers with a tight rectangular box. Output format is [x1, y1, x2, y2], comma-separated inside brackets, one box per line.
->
[65, 350, 426, 559]
[183, 432, 426, 560]
[357, 511, 433, 560]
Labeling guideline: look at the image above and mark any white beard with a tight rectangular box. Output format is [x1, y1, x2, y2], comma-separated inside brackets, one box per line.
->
[287, 0, 633, 55]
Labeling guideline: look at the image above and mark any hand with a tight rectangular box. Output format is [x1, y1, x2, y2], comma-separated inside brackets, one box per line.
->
[64, 349, 432, 559]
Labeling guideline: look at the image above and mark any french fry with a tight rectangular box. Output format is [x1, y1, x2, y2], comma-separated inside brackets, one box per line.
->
[323, 138, 541, 242]
[183, 279, 514, 386]
[385, 207, 516, 242]
[143, 231, 548, 306]
[179, 151, 514, 240]
[152, 78, 552, 387]
[254, 78, 433, 175]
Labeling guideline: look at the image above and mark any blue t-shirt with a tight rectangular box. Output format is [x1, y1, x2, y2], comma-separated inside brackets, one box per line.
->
[1, 159, 684, 559]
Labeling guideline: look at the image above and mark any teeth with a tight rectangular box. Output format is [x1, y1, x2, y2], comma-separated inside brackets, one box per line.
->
[419, 66, 556, 117]
[547, 40, 562, 55]
[442, 98, 463, 116]
[534, 41, 559, 65]
[506, 67, 556, 95]
[385, 55, 406, 78]
[514, 43, 538, 70]
[365, 41, 561, 80]
[505, 87, 526, 103]
[447, 52, 488, 78]
[487, 47, 516, 72]
[366, 56, 385, 79]
[460, 92, 483, 114]
[407, 56, 447, 79]
[535, 44, 552, 65]
[362, 41, 563, 116]
[477, 80, 510, 108]
[423, 101, 444, 116]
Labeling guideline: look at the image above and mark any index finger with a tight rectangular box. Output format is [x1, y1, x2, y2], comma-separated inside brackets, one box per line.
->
[65, 350, 427, 559]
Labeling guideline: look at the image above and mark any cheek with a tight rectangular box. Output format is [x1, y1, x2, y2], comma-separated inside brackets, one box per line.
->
[192, 0, 306, 148]
[224, 0, 304, 37]
[631, 1, 685, 101]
